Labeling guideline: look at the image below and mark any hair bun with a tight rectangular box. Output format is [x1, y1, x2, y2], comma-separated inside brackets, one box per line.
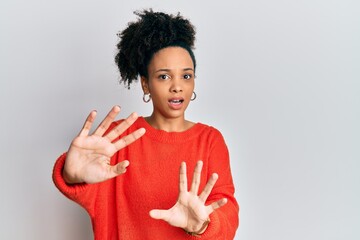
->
[115, 9, 196, 88]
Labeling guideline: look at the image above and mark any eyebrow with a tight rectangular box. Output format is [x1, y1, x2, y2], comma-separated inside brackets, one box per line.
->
[155, 68, 194, 73]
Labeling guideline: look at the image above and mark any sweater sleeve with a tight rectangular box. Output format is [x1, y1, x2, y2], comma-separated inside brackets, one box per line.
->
[52, 121, 122, 217]
[199, 129, 240, 239]
[52, 153, 98, 218]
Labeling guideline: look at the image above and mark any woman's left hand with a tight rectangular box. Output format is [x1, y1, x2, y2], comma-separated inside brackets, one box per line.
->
[149, 161, 228, 234]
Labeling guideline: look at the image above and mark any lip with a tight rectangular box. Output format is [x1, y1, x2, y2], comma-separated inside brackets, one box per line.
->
[168, 97, 184, 110]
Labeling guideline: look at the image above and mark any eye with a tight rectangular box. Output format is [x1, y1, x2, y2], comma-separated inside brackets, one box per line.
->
[183, 74, 192, 80]
[159, 74, 170, 80]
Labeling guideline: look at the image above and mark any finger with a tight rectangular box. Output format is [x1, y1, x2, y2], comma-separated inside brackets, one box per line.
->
[199, 173, 219, 202]
[113, 128, 146, 150]
[104, 112, 139, 141]
[190, 161, 203, 194]
[107, 160, 130, 178]
[206, 198, 228, 215]
[93, 105, 121, 137]
[179, 162, 188, 192]
[79, 110, 97, 136]
[149, 209, 170, 221]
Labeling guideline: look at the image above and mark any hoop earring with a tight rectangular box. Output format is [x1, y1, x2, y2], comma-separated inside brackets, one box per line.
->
[143, 93, 151, 103]
[191, 91, 197, 101]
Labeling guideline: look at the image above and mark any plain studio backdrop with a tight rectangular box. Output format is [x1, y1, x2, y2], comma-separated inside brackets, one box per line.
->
[1, 0, 359, 239]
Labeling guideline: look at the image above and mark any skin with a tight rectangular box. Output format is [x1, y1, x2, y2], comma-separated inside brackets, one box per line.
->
[63, 106, 146, 184]
[62, 46, 227, 235]
[141, 47, 195, 132]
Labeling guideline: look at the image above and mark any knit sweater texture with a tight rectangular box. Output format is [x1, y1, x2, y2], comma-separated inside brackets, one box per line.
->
[53, 117, 239, 239]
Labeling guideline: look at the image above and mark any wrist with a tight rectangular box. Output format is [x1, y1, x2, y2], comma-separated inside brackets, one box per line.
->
[62, 168, 82, 184]
[184, 218, 210, 237]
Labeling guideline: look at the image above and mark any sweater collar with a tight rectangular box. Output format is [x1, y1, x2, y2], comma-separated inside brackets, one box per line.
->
[135, 117, 206, 143]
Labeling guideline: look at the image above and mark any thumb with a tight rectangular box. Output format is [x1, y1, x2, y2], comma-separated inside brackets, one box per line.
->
[149, 209, 169, 221]
[112, 160, 130, 176]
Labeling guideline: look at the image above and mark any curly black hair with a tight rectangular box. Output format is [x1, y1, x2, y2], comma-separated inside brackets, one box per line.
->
[115, 9, 196, 88]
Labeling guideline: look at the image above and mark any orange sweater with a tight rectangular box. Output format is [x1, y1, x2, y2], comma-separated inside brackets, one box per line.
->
[53, 117, 239, 239]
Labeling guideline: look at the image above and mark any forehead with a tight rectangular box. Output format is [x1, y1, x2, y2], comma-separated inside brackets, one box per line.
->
[148, 47, 194, 71]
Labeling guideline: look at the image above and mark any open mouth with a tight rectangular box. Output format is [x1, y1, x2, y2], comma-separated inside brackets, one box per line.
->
[168, 99, 184, 105]
[168, 98, 184, 109]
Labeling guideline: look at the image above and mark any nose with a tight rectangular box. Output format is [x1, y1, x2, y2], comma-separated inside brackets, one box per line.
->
[170, 78, 183, 93]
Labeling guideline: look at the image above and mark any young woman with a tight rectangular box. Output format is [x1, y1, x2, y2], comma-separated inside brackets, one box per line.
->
[53, 9, 239, 239]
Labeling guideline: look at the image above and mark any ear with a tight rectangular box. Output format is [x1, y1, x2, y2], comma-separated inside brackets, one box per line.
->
[141, 76, 150, 94]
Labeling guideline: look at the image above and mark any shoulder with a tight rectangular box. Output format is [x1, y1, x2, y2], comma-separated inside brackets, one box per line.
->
[195, 123, 230, 158]
[197, 122, 223, 136]
[196, 122, 226, 144]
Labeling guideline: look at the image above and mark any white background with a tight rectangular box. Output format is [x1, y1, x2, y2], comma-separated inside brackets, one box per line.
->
[1, 0, 359, 239]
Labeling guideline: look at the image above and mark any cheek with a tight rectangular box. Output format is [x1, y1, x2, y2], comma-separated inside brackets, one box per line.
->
[186, 81, 195, 92]
[148, 80, 160, 95]
[149, 85, 166, 100]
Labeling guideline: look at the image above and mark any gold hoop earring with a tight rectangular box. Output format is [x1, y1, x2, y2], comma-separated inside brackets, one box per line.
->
[143, 93, 151, 103]
[190, 91, 197, 101]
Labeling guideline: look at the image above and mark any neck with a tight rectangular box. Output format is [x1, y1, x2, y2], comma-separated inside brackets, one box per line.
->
[145, 114, 193, 132]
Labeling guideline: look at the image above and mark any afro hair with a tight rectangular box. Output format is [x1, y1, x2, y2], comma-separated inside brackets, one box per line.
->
[115, 9, 196, 88]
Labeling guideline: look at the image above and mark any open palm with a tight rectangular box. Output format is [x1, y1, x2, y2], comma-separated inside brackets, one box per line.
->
[63, 106, 145, 184]
[150, 161, 227, 234]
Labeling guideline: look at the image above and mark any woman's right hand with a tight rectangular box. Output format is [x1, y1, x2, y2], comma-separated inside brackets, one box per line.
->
[63, 106, 145, 184]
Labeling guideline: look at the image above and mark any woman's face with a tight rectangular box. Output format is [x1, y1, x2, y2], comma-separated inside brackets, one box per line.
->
[141, 47, 195, 121]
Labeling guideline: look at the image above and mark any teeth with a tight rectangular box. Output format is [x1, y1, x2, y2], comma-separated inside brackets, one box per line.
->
[170, 99, 182, 104]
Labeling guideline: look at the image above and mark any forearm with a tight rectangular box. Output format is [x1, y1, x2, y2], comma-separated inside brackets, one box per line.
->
[52, 153, 96, 211]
